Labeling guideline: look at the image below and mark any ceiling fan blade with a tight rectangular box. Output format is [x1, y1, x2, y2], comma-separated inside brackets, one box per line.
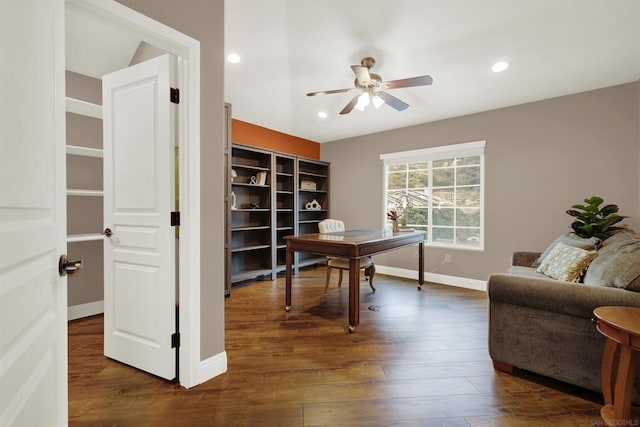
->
[378, 91, 409, 111]
[351, 65, 371, 86]
[382, 75, 433, 90]
[306, 88, 353, 96]
[339, 94, 360, 115]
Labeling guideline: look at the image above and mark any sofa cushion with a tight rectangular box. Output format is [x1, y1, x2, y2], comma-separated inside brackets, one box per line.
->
[511, 251, 543, 268]
[532, 232, 601, 267]
[584, 231, 640, 291]
[487, 273, 640, 319]
[508, 265, 548, 279]
[536, 242, 598, 282]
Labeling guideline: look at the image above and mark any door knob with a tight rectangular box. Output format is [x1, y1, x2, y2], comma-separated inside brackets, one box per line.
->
[102, 228, 113, 237]
[58, 255, 83, 277]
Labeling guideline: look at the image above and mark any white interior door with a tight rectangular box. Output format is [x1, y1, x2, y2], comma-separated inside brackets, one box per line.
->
[0, 1, 68, 425]
[102, 54, 177, 380]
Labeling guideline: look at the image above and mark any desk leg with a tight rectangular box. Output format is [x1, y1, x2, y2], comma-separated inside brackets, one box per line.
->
[418, 241, 424, 290]
[613, 345, 637, 420]
[285, 248, 292, 312]
[601, 338, 618, 405]
[348, 258, 359, 333]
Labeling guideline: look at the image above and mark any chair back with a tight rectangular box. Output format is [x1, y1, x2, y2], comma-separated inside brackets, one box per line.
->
[318, 219, 345, 233]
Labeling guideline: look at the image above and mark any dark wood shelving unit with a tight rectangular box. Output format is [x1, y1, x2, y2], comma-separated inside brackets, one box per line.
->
[228, 145, 273, 286]
[296, 158, 330, 270]
[273, 153, 296, 275]
[225, 143, 330, 292]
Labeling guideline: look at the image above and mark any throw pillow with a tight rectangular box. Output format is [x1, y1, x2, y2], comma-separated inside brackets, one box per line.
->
[536, 242, 598, 283]
[531, 233, 601, 268]
[583, 231, 640, 291]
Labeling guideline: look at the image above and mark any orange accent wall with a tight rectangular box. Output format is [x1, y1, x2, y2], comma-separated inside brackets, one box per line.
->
[231, 119, 320, 159]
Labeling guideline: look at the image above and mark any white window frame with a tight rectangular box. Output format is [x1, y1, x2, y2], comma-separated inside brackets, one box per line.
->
[380, 140, 486, 250]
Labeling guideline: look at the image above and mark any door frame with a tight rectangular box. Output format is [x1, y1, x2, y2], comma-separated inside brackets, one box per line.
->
[66, 0, 202, 388]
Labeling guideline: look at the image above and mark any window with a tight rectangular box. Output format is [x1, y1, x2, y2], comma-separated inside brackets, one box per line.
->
[381, 141, 485, 249]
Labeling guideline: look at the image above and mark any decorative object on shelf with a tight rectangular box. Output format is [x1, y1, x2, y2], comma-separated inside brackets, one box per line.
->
[242, 203, 260, 209]
[566, 196, 626, 240]
[256, 171, 267, 185]
[305, 199, 321, 210]
[249, 171, 268, 186]
[231, 168, 237, 182]
[300, 179, 317, 190]
[230, 191, 237, 210]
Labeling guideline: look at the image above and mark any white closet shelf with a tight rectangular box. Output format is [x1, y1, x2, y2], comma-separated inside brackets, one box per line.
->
[65, 97, 103, 119]
[67, 233, 105, 243]
[66, 189, 104, 197]
[66, 145, 103, 158]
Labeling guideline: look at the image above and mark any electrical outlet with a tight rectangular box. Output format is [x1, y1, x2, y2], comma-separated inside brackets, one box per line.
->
[444, 253, 452, 263]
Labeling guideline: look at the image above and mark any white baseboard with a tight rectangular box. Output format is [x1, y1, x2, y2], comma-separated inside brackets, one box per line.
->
[68, 300, 104, 320]
[198, 351, 227, 385]
[374, 265, 487, 292]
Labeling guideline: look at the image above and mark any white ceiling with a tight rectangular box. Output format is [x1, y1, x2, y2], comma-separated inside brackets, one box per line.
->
[65, 1, 640, 144]
[66, 8, 141, 79]
[225, 0, 640, 143]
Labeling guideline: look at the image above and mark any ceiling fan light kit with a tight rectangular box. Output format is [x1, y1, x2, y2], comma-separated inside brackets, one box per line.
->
[307, 56, 433, 115]
[354, 92, 385, 112]
[372, 94, 385, 109]
[354, 93, 369, 111]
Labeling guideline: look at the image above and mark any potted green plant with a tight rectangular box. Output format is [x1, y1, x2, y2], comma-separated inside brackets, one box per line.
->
[566, 196, 626, 240]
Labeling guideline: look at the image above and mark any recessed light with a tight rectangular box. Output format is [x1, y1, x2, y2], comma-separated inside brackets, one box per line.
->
[317, 112, 327, 118]
[491, 61, 509, 73]
[227, 53, 241, 64]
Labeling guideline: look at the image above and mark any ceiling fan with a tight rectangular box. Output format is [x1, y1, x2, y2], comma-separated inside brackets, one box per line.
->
[306, 56, 433, 115]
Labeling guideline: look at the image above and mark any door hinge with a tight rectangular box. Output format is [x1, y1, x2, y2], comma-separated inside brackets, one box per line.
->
[171, 211, 180, 226]
[170, 87, 180, 104]
[171, 332, 180, 348]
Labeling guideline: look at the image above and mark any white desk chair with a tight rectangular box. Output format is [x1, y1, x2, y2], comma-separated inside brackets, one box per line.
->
[318, 219, 376, 293]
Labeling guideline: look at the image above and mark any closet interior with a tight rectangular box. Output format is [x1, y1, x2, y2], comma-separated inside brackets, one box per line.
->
[66, 70, 105, 320]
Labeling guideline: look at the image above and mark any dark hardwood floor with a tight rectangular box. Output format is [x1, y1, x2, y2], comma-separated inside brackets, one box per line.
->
[68, 267, 604, 426]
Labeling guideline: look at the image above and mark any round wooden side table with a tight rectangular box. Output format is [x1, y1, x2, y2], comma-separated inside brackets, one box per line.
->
[594, 306, 640, 424]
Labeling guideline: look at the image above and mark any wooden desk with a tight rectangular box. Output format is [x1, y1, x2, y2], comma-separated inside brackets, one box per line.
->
[285, 230, 425, 332]
[594, 306, 640, 424]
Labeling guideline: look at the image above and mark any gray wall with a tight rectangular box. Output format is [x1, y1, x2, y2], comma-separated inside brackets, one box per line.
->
[321, 81, 640, 282]
[117, 0, 225, 360]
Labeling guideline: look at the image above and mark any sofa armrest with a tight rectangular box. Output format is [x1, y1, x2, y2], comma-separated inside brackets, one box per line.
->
[511, 251, 541, 267]
[487, 273, 640, 319]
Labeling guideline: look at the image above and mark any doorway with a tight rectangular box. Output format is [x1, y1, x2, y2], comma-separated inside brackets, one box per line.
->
[65, 0, 201, 388]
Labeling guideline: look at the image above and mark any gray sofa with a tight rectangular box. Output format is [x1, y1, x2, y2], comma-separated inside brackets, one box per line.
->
[487, 230, 640, 394]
